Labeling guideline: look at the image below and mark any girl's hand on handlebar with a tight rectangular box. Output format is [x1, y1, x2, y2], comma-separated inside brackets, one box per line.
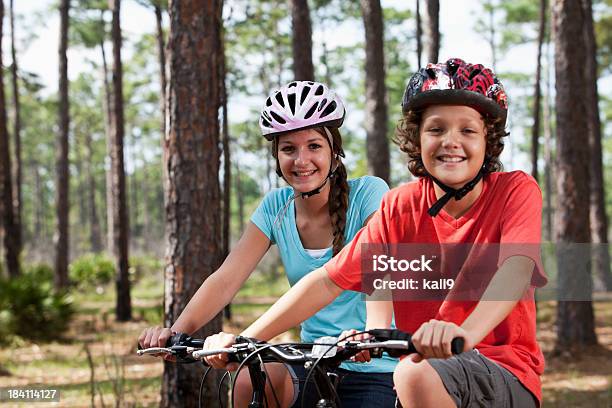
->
[138, 327, 176, 361]
[203, 332, 239, 370]
[339, 329, 371, 363]
[410, 319, 470, 362]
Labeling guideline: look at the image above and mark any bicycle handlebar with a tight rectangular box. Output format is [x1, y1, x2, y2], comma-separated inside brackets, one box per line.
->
[137, 329, 464, 365]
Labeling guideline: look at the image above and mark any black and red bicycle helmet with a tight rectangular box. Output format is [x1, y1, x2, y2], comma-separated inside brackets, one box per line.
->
[401, 58, 508, 125]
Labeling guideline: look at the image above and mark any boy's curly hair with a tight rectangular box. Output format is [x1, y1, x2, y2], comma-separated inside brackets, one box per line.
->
[393, 109, 509, 177]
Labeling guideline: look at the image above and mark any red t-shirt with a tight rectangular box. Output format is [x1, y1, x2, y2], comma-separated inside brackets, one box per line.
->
[325, 171, 547, 402]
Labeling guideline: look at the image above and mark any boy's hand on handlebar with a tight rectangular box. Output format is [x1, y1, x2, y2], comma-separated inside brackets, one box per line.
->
[203, 332, 239, 370]
[138, 327, 176, 361]
[339, 329, 371, 363]
[410, 319, 470, 362]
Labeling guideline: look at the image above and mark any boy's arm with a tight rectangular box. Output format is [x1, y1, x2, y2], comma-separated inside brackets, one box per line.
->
[411, 255, 534, 360]
[460, 255, 534, 346]
[242, 267, 343, 340]
[365, 299, 393, 330]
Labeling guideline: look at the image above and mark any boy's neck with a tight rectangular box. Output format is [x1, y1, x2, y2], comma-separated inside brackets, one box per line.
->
[432, 180, 484, 219]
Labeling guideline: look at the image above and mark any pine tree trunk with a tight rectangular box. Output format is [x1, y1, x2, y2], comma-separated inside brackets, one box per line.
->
[34, 160, 43, 242]
[582, 0, 612, 291]
[543, 39, 554, 242]
[416, 0, 422, 68]
[85, 131, 102, 253]
[141, 162, 151, 251]
[100, 38, 115, 255]
[531, 0, 546, 182]
[75, 138, 87, 228]
[155, 2, 166, 139]
[234, 162, 244, 235]
[0, 0, 19, 278]
[552, 0, 597, 350]
[423, 0, 439, 63]
[9, 0, 21, 258]
[54, 0, 70, 289]
[360, 0, 390, 184]
[130, 141, 138, 244]
[220, 28, 232, 322]
[488, 1, 497, 70]
[162, 1, 226, 406]
[291, 0, 314, 81]
[321, 40, 332, 86]
[109, 0, 131, 322]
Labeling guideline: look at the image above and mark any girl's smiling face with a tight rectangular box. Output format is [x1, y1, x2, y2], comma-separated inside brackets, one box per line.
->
[419, 105, 487, 189]
[277, 129, 333, 193]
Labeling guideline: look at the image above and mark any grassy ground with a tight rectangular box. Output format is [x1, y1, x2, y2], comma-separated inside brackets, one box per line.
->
[0, 273, 610, 407]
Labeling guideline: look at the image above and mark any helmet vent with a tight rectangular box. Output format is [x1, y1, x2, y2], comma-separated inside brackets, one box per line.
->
[261, 118, 272, 128]
[300, 86, 311, 104]
[287, 93, 296, 115]
[315, 85, 324, 95]
[266, 97, 273, 107]
[270, 111, 286, 124]
[320, 101, 336, 118]
[304, 102, 319, 119]
[318, 98, 327, 111]
[275, 92, 285, 107]
[288, 81, 297, 88]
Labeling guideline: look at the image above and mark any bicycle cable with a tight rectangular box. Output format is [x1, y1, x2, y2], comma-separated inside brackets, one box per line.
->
[231, 343, 280, 408]
[301, 331, 369, 408]
[198, 366, 213, 408]
[247, 337, 282, 407]
[218, 370, 231, 408]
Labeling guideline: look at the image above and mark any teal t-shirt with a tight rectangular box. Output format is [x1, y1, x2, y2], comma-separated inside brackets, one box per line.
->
[251, 176, 396, 373]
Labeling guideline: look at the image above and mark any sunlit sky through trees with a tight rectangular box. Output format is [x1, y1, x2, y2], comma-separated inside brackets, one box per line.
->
[9, 0, 612, 175]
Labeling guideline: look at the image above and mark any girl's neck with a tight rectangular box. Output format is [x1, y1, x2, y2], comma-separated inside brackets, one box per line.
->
[294, 182, 331, 216]
[432, 179, 484, 219]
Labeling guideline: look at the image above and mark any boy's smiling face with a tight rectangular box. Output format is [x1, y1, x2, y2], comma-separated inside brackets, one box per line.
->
[419, 105, 487, 189]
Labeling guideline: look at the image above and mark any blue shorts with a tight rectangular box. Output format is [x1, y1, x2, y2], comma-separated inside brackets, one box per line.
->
[290, 365, 396, 408]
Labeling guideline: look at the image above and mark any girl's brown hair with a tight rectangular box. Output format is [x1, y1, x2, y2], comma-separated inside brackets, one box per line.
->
[272, 127, 349, 256]
[393, 108, 508, 177]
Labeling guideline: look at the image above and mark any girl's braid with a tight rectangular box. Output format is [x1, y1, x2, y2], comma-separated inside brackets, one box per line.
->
[329, 160, 349, 256]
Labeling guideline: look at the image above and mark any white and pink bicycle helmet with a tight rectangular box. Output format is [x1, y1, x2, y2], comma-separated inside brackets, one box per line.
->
[260, 81, 346, 140]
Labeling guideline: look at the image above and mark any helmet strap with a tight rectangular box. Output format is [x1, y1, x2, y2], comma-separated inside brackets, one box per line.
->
[299, 152, 339, 199]
[297, 127, 340, 199]
[427, 164, 486, 217]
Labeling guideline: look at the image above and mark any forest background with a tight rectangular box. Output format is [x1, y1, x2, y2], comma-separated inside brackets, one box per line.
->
[0, 0, 611, 407]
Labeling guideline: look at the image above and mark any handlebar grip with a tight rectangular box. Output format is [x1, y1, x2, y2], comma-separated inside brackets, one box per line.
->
[451, 337, 464, 355]
[166, 332, 188, 347]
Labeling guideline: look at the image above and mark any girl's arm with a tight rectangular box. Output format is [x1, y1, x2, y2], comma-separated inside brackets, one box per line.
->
[241, 266, 343, 340]
[139, 222, 270, 348]
[172, 222, 271, 333]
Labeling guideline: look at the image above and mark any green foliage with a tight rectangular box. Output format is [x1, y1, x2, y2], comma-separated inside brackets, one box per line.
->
[129, 255, 163, 283]
[0, 266, 74, 344]
[69, 254, 115, 288]
[475, 0, 541, 58]
[594, 0, 612, 75]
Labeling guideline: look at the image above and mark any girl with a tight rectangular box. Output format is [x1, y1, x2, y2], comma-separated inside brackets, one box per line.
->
[139, 81, 397, 407]
[204, 59, 547, 408]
